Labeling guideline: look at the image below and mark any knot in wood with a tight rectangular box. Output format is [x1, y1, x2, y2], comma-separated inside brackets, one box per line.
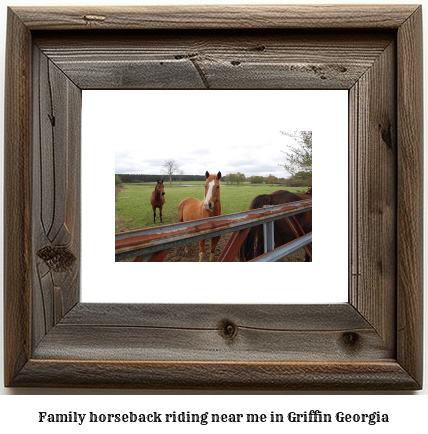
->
[219, 320, 238, 340]
[378, 122, 393, 149]
[37, 245, 76, 272]
[341, 332, 361, 351]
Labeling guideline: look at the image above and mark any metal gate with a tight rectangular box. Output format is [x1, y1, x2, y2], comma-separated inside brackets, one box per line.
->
[115, 199, 312, 262]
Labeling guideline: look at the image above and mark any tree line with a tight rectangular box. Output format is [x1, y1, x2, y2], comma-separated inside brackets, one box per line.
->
[223, 173, 310, 187]
[116, 174, 206, 183]
[116, 172, 310, 187]
[223, 173, 285, 185]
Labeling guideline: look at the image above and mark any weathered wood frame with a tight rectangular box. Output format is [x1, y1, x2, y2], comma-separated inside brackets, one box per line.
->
[4, 5, 423, 389]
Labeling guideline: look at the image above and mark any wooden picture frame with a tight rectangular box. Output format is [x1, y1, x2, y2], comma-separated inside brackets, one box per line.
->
[4, 5, 423, 389]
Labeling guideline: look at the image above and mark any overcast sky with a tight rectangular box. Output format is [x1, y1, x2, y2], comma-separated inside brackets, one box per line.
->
[83, 90, 347, 180]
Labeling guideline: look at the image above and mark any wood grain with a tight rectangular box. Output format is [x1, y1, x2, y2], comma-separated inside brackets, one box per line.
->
[35, 31, 393, 90]
[4, 8, 32, 388]
[32, 304, 391, 362]
[349, 39, 397, 352]
[3, 5, 423, 390]
[12, 361, 419, 390]
[32, 46, 81, 347]
[12, 5, 420, 30]
[396, 6, 424, 387]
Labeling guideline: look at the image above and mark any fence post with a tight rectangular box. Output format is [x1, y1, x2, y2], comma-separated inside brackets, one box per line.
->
[263, 205, 275, 253]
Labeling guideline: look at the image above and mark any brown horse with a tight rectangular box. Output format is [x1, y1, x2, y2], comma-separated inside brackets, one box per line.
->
[239, 189, 312, 262]
[178, 171, 222, 262]
[150, 180, 165, 224]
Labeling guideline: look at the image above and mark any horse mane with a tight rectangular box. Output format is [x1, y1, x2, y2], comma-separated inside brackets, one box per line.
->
[249, 194, 272, 210]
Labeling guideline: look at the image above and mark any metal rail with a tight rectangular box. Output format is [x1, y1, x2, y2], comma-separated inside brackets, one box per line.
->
[115, 199, 312, 262]
[250, 232, 312, 262]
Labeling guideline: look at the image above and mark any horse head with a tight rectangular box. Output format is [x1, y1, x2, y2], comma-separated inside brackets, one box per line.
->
[203, 171, 221, 211]
[157, 180, 165, 196]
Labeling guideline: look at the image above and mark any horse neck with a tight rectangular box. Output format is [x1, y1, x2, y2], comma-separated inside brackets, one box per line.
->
[213, 201, 221, 215]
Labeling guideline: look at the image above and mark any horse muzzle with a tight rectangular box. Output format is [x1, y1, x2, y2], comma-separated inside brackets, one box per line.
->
[203, 202, 213, 212]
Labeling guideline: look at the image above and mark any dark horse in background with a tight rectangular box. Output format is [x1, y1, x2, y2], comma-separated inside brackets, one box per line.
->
[150, 180, 165, 224]
[239, 188, 312, 262]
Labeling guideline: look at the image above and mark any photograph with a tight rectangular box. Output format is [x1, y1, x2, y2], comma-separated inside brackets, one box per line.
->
[111, 91, 313, 263]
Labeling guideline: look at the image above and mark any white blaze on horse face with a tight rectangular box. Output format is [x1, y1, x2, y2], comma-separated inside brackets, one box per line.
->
[203, 179, 216, 211]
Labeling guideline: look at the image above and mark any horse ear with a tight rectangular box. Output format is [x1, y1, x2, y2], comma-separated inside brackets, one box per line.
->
[217, 171, 222, 180]
[157, 180, 160, 183]
[205, 171, 210, 179]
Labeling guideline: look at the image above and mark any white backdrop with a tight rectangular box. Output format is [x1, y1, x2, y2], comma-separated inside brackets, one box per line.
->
[82, 90, 348, 303]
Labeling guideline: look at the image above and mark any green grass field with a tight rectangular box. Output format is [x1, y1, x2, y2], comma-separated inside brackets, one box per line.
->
[115, 182, 309, 233]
